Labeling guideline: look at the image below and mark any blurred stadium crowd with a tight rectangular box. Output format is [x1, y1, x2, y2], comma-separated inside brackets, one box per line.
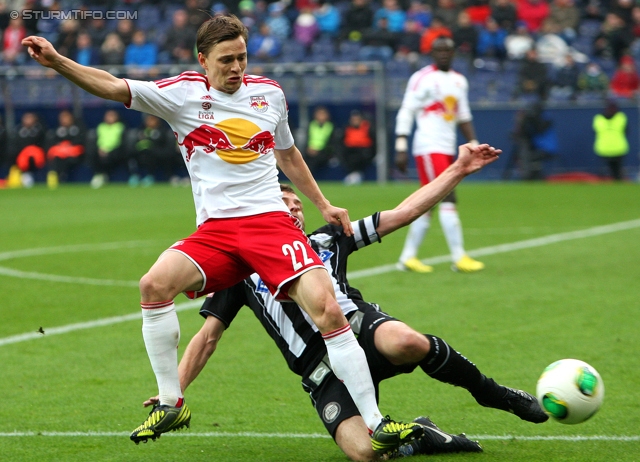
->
[1, 0, 640, 102]
[1, 0, 639, 187]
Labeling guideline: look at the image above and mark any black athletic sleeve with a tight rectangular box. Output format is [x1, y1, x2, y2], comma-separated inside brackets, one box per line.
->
[199, 283, 247, 328]
[310, 212, 381, 255]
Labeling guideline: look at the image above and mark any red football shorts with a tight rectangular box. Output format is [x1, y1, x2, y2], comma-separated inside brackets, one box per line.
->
[414, 152, 454, 186]
[167, 211, 325, 301]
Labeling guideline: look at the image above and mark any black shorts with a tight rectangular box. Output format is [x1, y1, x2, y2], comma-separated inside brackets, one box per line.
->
[302, 305, 419, 439]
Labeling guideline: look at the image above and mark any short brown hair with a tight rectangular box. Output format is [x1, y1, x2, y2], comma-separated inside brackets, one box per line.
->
[280, 184, 295, 194]
[196, 14, 249, 57]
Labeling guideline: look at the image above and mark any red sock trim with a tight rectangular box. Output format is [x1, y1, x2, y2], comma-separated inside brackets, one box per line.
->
[175, 397, 184, 408]
[141, 300, 174, 310]
[321, 324, 352, 340]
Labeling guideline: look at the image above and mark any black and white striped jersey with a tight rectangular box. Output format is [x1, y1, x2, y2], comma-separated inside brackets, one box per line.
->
[200, 213, 382, 379]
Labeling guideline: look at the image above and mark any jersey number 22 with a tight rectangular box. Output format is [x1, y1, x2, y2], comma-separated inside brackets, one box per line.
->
[282, 240, 315, 270]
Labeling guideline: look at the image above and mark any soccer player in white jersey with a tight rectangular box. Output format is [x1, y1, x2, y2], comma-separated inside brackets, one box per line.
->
[144, 143, 549, 461]
[22, 15, 422, 450]
[395, 37, 485, 274]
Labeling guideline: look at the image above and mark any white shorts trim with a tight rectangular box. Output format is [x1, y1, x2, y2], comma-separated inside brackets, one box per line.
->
[163, 248, 207, 294]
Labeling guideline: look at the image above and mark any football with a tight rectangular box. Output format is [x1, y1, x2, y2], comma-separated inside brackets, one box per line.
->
[536, 359, 604, 424]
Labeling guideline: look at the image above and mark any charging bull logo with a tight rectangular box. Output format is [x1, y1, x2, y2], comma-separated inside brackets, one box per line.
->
[423, 95, 458, 122]
[176, 125, 235, 161]
[176, 118, 275, 164]
[250, 96, 269, 113]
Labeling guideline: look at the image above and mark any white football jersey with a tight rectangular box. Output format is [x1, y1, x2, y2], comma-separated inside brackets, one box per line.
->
[125, 72, 294, 226]
[395, 65, 472, 156]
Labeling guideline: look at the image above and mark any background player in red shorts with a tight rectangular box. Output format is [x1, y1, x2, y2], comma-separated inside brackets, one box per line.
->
[395, 37, 485, 274]
[23, 15, 421, 453]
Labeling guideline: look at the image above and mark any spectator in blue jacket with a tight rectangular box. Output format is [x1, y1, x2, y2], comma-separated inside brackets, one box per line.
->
[477, 16, 507, 59]
[247, 23, 283, 60]
[75, 31, 100, 66]
[315, 1, 342, 37]
[374, 0, 407, 33]
[124, 30, 158, 67]
[265, 2, 291, 41]
[407, 0, 432, 29]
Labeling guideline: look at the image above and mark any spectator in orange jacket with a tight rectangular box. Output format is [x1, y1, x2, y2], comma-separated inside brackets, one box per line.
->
[339, 110, 375, 185]
[420, 17, 453, 54]
[46, 109, 85, 187]
[12, 112, 46, 188]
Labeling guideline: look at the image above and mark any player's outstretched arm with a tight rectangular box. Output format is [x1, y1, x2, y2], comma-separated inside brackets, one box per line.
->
[275, 145, 353, 236]
[375, 143, 501, 238]
[143, 315, 226, 406]
[178, 316, 225, 392]
[22, 36, 130, 104]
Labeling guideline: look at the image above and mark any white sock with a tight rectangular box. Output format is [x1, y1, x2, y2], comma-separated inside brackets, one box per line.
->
[399, 214, 430, 263]
[439, 202, 465, 263]
[322, 325, 383, 432]
[141, 300, 182, 406]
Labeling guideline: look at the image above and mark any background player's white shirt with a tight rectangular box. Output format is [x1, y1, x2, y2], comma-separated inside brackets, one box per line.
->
[125, 72, 293, 226]
[395, 64, 472, 156]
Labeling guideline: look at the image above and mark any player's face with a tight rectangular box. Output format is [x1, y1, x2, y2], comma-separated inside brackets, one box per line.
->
[199, 36, 247, 94]
[432, 43, 454, 71]
[282, 191, 305, 231]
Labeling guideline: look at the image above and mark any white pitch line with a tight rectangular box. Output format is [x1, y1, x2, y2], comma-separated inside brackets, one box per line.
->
[472, 435, 640, 442]
[0, 267, 140, 287]
[0, 240, 161, 262]
[0, 300, 202, 347]
[1, 218, 640, 348]
[348, 218, 640, 279]
[0, 432, 637, 442]
[0, 431, 330, 439]
[0, 240, 164, 287]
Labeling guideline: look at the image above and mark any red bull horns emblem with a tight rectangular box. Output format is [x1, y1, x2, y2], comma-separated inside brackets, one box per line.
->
[250, 96, 269, 113]
[176, 118, 276, 164]
[423, 96, 458, 122]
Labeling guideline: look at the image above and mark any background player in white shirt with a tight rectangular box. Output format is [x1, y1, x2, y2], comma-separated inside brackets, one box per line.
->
[22, 15, 422, 452]
[395, 37, 485, 274]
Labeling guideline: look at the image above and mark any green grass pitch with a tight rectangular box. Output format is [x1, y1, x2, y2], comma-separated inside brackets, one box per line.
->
[1, 181, 639, 461]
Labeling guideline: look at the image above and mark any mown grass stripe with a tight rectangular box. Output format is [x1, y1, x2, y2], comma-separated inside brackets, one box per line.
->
[2, 218, 640, 347]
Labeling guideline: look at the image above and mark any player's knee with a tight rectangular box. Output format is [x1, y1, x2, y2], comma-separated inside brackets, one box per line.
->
[139, 272, 170, 300]
[323, 297, 343, 318]
[317, 298, 347, 333]
[409, 330, 431, 352]
[392, 330, 431, 362]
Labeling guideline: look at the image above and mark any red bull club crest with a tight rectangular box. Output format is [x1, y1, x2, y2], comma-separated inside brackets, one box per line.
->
[250, 96, 269, 113]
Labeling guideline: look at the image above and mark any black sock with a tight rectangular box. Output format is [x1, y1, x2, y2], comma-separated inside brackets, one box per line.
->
[420, 335, 506, 406]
